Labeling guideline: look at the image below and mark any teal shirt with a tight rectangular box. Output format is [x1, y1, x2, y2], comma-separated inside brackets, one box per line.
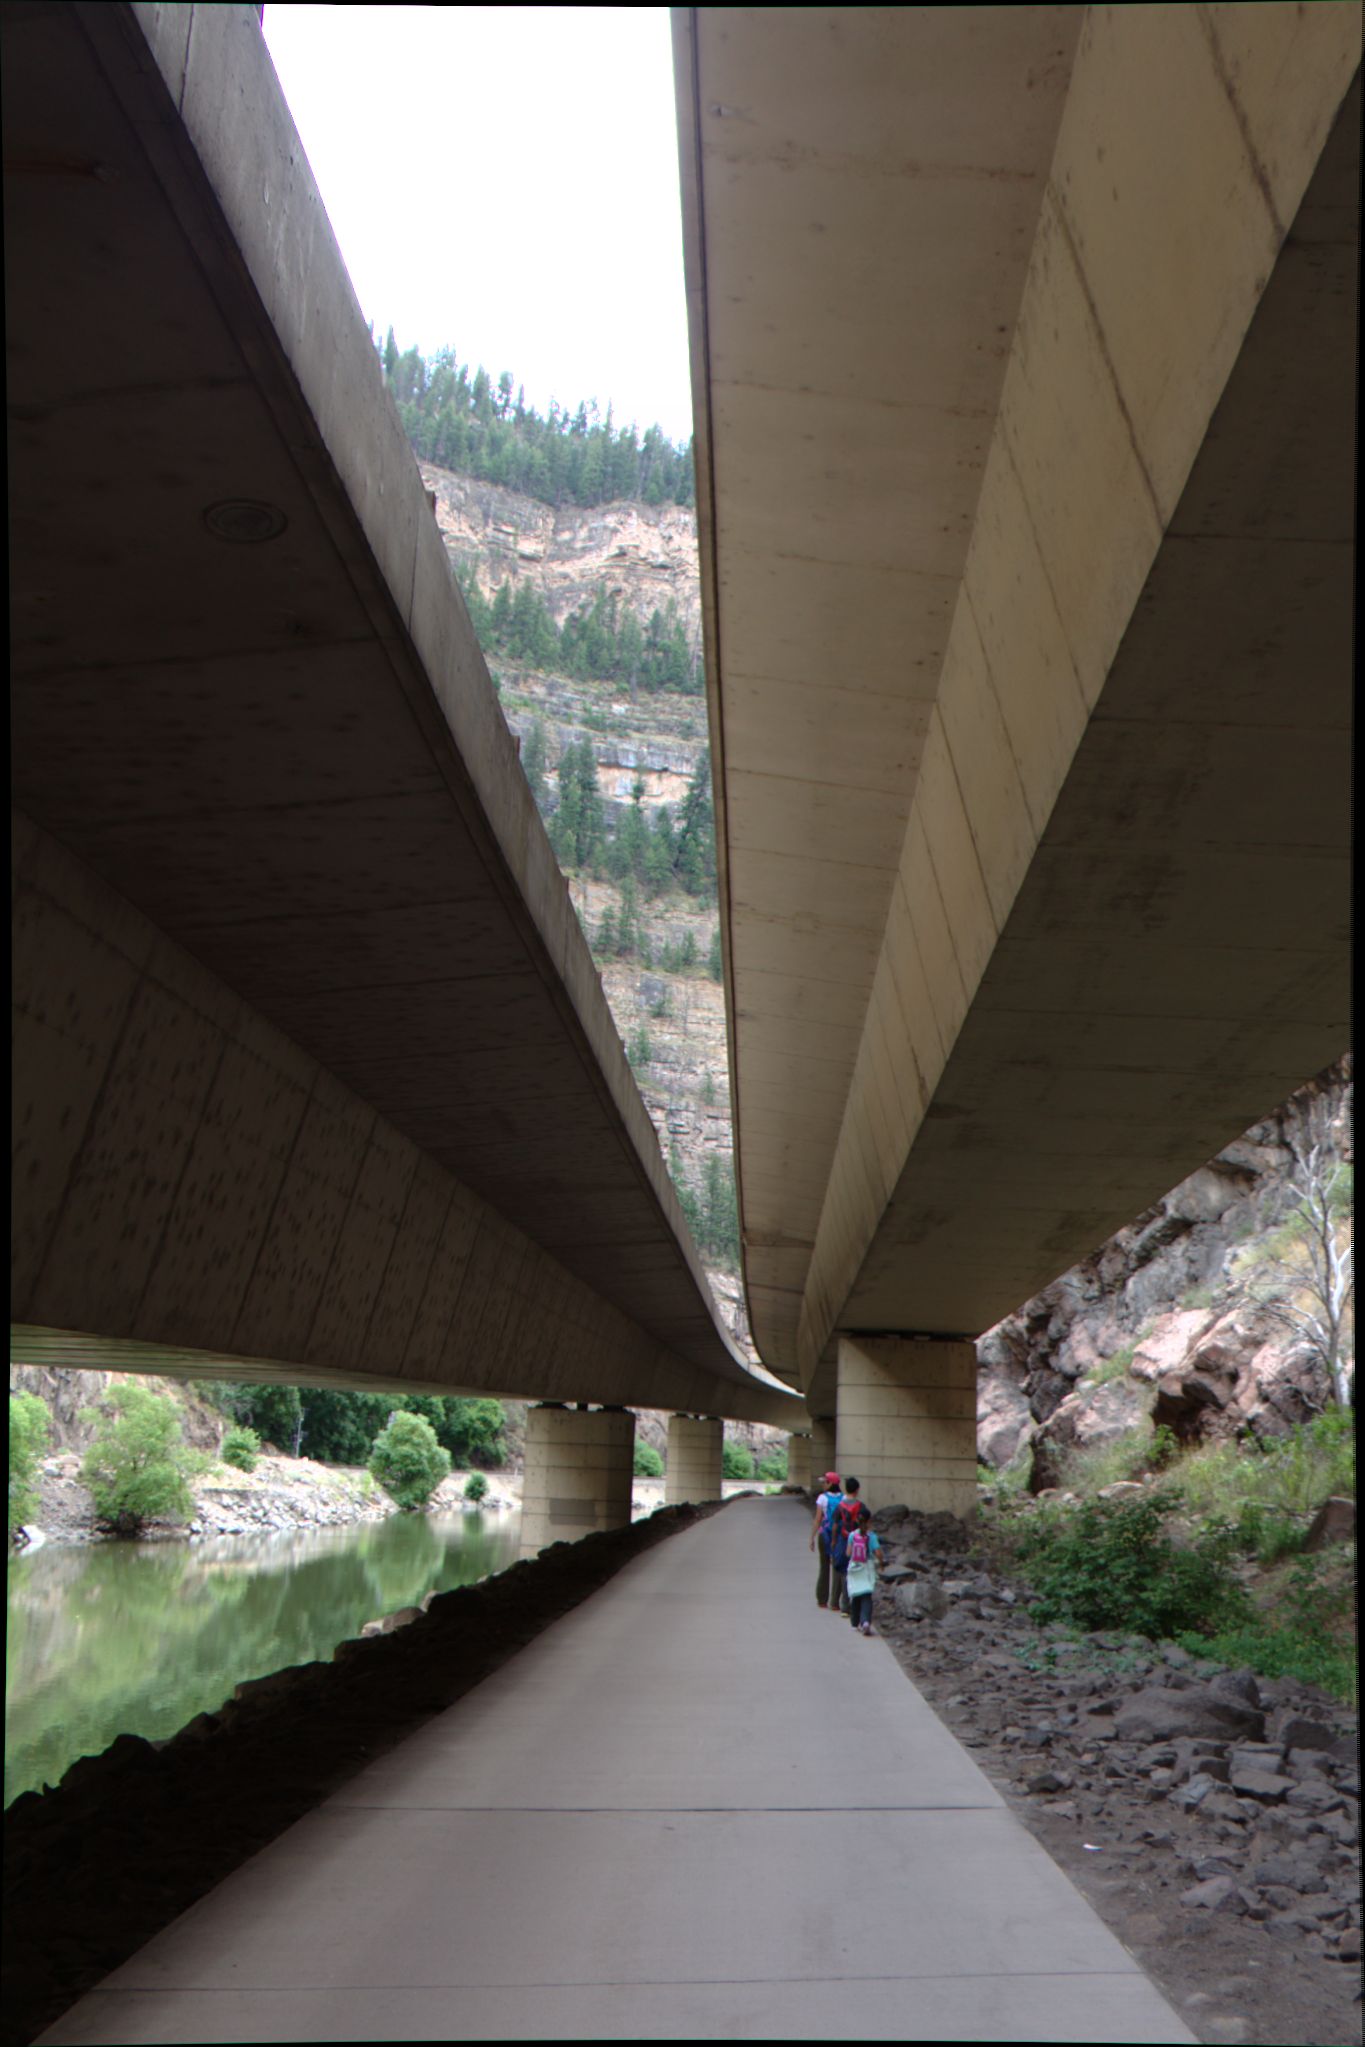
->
[844, 1530, 880, 1597]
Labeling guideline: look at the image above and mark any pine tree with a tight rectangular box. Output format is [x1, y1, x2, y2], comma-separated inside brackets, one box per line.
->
[521, 718, 548, 811]
[676, 751, 716, 896]
[550, 747, 583, 868]
[616, 875, 640, 959]
[572, 740, 604, 868]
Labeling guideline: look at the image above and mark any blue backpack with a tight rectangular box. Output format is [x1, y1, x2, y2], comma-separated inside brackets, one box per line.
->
[819, 1490, 844, 1553]
[828, 1496, 859, 1569]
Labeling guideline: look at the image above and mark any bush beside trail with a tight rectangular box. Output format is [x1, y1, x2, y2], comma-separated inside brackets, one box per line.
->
[980, 1411, 1356, 1704]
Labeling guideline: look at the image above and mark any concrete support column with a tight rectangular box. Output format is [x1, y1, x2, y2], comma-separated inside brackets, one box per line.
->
[664, 1413, 723, 1505]
[809, 1416, 837, 1487]
[520, 1403, 635, 1556]
[786, 1432, 812, 1492]
[835, 1336, 977, 1519]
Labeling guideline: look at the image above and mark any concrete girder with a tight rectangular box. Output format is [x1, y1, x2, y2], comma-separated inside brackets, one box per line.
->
[12, 817, 797, 1425]
[5, 3, 801, 1429]
[677, 6, 1358, 1408]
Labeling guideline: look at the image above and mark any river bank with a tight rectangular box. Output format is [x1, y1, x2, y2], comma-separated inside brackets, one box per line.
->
[17, 1451, 758, 1549]
[19, 1448, 520, 1548]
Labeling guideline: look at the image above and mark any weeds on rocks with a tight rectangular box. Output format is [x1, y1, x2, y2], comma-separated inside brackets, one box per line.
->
[1175, 1546, 1358, 1705]
[1166, 1409, 1354, 1537]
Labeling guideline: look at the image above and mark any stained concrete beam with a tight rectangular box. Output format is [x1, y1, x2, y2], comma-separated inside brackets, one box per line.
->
[5, 3, 799, 1427]
[12, 815, 796, 1426]
[677, 6, 1357, 1398]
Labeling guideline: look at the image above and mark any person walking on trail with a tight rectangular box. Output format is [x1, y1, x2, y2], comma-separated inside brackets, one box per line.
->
[844, 1503, 881, 1635]
[827, 1476, 862, 1616]
[810, 1472, 843, 1610]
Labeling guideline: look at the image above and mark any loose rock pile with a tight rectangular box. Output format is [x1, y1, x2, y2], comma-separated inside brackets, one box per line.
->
[870, 1505, 1362, 2047]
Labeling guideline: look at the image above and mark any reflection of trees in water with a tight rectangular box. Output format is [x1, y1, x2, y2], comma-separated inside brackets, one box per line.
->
[3, 1512, 520, 1808]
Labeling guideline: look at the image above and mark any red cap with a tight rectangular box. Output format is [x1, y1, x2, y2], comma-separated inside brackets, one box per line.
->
[823, 1472, 841, 1486]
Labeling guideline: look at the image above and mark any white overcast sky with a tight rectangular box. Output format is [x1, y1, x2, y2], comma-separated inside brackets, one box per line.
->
[261, 5, 696, 445]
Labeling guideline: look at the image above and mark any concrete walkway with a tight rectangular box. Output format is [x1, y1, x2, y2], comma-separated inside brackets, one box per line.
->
[39, 1498, 1194, 2043]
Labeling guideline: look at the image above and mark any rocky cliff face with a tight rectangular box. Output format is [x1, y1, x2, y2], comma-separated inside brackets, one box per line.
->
[423, 465, 702, 647]
[976, 1056, 1354, 1484]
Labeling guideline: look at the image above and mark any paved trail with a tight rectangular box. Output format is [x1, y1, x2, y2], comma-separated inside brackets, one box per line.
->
[40, 1497, 1193, 2042]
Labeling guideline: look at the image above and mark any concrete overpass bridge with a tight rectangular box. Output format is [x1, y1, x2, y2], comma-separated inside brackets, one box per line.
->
[9, 3, 1357, 1532]
[6, 0, 801, 1540]
[675, 5, 1357, 1506]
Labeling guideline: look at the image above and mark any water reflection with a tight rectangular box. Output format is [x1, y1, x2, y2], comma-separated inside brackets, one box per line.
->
[5, 1509, 521, 1808]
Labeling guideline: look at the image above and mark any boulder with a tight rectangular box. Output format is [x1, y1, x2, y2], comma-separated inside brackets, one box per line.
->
[1165, 1166, 1244, 1225]
[1209, 1669, 1262, 1708]
[975, 1371, 1034, 1469]
[897, 1581, 947, 1622]
[1275, 1713, 1338, 1754]
[1303, 1496, 1355, 1552]
[975, 1317, 1032, 1382]
[1229, 1765, 1294, 1801]
[1181, 1875, 1247, 1913]
[1029, 1377, 1150, 1491]
[1130, 1311, 1217, 1383]
[1116, 1686, 1266, 1744]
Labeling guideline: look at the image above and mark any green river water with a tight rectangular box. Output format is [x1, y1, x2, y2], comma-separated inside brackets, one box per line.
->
[4, 1509, 522, 1809]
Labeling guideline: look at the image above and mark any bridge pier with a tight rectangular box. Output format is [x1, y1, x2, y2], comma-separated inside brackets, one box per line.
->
[664, 1413, 722, 1505]
[520, 1403, 635, 1556]
[786, 1431, 812, 1492]
[808, 1417, 837, 1488]
[835, 1336, 977, 1519]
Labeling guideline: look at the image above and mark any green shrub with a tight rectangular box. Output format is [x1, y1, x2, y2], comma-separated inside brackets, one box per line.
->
[368, 1411, 451, 1512]
[9, 1393, 51, 1536]
[79, 1384, 206, 1535]
[1014, 1491, 1249, 1642]
[722, 1442, 754, 1481]
[756, 1446, 789, 1482]
[220, 1425, 260, 1473]
[463, 1471, 489, 1503]
[634, 1441, 665, 1478]
[1176, 1553, 1357, 1705]
[627, 1024, 652, 1070]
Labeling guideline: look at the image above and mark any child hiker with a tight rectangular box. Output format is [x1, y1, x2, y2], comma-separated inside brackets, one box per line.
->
[844, 1503, 881, 1635]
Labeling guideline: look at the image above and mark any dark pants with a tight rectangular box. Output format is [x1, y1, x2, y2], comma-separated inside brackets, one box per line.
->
[817, 1540, 848, 1611]
[849, 1591, 873, 1629]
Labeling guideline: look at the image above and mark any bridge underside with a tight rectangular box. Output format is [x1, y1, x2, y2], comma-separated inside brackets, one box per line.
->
[677, 6, 1357, 1416]
[7, 2, 798, 1429]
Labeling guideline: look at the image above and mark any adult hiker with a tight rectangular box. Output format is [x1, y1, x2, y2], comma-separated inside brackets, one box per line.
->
[809, 1471, 843, 1610]
[827, 1475, 862, 1616]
